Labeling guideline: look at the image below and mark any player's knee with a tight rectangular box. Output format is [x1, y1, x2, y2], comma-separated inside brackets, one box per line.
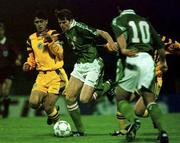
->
[79, 96, 89, 103]
[135, 110, 144, 117]
[29, 98, 40, 109]
[65, 95, 76, 103]
[44, 104, 53, 114]
[135, 109, 149, 118]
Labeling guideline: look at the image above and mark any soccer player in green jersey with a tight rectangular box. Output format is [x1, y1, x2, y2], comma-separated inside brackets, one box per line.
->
[55, 9, 117, 136]
[110, 35, 180, 137]
[111, 9, 169, 142]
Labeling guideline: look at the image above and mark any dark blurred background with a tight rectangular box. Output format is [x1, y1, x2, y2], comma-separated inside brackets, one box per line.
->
[0, 0, 179, 112]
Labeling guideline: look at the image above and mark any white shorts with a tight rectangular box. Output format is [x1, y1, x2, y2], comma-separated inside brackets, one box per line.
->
[71, 58, 104, 87]
[118, 52, 155, 92]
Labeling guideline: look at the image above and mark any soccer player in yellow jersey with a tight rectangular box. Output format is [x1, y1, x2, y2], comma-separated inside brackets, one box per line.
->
[23, 10, 68, 125]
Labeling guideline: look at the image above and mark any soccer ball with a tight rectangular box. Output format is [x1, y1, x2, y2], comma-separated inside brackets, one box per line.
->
[53, 120, 71, 137]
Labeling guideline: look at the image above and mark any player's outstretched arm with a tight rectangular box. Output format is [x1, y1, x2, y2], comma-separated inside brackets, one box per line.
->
[97, 29, 118, 52]
[44, 34, 64, 60]
[116, 34, 137, 57]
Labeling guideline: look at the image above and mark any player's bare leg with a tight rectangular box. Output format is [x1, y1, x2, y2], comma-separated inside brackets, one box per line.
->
[135, 97, 148, 117]
[66, 76, 85, 136]
[80, 84, 94, 103]
[29, 90, 46, 109]
[43, 93, 60, 125]
[141, 87, 169, 143]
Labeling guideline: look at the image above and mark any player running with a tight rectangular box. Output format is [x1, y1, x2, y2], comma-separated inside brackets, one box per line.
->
[23, 10, 68, 125]
[111, 9, 169, 142]
[55, 9, 117, 136]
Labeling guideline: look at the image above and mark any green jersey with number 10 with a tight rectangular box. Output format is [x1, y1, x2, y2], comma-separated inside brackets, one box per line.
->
[112, 9, 163, 54]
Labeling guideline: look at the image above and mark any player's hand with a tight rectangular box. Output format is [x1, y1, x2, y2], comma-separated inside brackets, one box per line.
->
[43, 34, 55, 48]
[160, 61, 168, 73]
[23, 62, 31, 71]
[15, 59, 21, 66]
[105, 42, 118, 52]
[23, 62, 35, 71]
[15, 54, 22, 66]
[121, 49, 137, 57]
[44, 34, 53, 44]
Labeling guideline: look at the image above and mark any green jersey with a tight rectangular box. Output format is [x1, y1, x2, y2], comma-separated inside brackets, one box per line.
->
[65, 20, 99, 63]
[112, 9, 163, 54]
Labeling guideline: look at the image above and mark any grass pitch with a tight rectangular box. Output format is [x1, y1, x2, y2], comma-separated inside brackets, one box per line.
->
[0, 113, 180, 143]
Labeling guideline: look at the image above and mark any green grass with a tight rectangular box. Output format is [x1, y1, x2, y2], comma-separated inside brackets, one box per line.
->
[0, 113, 180, 143]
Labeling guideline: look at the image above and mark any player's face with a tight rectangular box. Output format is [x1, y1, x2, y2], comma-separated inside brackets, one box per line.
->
[34, 17, 48, 33]
[58, 18, 72, 32]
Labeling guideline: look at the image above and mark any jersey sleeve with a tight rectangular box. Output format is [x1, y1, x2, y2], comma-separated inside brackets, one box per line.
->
[48, 30, 64, 60]
[77, 22, 98, 38]
[26, 37, 36, 66]
[111, 17, 127, 38]
[50, 30, 63, 47]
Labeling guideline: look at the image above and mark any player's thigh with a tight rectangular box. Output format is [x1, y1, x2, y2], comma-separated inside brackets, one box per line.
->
[141, 89, 156, 105]
[115, 85, 132, 101]
[135, 96, 146, 115]
[59, 68, 69, 86]
[43, 93, 59, 111]
[80, 84, 94, 103]
[117, 64, 139, 93]
[29, 90, 47, 107]
[66, 76, 83, 100]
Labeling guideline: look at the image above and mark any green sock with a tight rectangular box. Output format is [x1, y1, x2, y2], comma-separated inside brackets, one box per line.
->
[147, 103, 163, 131]
[95, 81, 111, 97]
[117, 100, 136, 122]
[67, 101, 85, 133]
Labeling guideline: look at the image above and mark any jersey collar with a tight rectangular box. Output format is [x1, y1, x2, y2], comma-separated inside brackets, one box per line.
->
[120, 9, 136, 16]
[69, 19, 76, 30]
[36, 29, 49, 37]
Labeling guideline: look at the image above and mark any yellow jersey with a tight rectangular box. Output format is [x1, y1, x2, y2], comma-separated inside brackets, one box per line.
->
[26, 30, 64, 71]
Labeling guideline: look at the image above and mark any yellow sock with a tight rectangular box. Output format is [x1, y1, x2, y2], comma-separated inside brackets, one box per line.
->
[142, 109, 149, 118]
[48, 106, 59, 123]
[116, 112, 128, 134]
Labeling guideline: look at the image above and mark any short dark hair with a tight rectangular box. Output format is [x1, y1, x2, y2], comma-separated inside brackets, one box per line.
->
[34, 9, 48, 20]
[55, 9, 73, 20]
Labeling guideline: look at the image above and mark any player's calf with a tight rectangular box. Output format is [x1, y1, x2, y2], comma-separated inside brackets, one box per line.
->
[47, 106, 60, 125]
